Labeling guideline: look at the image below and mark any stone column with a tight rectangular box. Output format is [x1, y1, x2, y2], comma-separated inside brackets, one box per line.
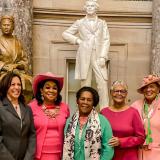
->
[151, 0, 160, 75]
[0, 0, 33, 74]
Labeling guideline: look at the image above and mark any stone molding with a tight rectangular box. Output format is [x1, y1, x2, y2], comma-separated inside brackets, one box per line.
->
[33, 8, 151, 23]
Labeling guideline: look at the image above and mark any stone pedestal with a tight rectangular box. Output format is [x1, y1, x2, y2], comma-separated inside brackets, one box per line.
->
[151, 0, 160, 75]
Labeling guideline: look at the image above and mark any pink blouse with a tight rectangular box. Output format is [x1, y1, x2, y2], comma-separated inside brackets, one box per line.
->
[42, 118, 60, 153]
[101, 107, 145, 160]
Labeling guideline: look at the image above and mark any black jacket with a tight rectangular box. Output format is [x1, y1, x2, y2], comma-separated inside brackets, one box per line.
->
[0, 97, 36, 160]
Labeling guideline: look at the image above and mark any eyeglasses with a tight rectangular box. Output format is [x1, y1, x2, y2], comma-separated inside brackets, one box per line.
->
[112, 90, 127, 94]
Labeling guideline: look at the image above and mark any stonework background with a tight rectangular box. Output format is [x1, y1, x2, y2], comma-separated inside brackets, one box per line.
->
[151, 0, 160, 75]
[0, 0, 155, 106]
[32, 0, 152, 104]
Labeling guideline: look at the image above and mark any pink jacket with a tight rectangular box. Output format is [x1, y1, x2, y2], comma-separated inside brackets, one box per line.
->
[29, 99, 70, 159]
[131, 98, 160, 160]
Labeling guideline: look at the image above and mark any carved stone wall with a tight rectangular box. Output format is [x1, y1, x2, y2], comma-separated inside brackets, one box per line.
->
[33, 0, 152, 105]
[0, 0, 33, 73]
[151, 0, 160, 75]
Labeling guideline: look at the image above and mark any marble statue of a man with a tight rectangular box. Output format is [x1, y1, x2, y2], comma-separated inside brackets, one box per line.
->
[62, 0, 110, 109]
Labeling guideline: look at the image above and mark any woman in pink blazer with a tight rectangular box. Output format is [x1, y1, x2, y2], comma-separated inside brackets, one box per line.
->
[131, 74, 160, 160]
[29, 72, 70, 160]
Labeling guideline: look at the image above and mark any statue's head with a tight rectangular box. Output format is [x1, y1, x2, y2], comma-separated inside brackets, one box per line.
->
[0, 15, 14, 35]
[83, 0, 99, 15]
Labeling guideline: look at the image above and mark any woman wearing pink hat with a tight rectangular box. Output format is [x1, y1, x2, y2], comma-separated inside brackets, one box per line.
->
[131, 74, 160, 160]
[29, 72, 70, 160]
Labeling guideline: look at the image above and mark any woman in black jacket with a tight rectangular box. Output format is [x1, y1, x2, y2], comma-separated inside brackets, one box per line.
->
[0, 72, 36, 160]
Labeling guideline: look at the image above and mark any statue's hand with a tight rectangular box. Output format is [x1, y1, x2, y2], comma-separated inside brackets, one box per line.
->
[97, 57, 106, 68]
[2, 65, 14, 71]
[1, 65, 9, 71]
[2, 64, 19, 72]
[76, 38, 82, 45]
[16, 64, 25, 70]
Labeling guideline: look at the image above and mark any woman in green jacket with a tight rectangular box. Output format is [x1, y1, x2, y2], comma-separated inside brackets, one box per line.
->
[63, 86, 114, 160]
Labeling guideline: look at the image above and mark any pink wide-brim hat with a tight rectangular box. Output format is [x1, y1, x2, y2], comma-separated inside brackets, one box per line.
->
[33, 72, 64, 96]
[137, 74, 160, 94]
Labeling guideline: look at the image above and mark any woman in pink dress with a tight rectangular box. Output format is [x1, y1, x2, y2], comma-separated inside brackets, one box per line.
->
[131, 74, 160, 160]
[29, 72, 70, 160]
[101, 80, 145, 160]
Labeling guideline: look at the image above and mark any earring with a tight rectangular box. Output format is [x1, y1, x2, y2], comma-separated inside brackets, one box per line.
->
[41, 93, 44, 101]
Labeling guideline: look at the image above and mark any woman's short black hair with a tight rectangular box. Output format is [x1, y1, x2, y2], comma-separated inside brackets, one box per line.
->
[35, 79, 62, 106]
[0, 72, 25, 104]
[76, 86, 99, 107]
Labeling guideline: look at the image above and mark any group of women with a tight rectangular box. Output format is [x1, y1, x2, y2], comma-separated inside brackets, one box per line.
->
[0, 71, 159, 160]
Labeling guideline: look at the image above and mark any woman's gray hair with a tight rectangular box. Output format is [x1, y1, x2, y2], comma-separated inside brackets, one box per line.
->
[110, 80, 128, 91]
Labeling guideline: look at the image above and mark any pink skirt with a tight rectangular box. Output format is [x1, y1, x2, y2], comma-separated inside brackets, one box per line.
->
[138, 148, 160, 160]
[35, 153, 61, 160]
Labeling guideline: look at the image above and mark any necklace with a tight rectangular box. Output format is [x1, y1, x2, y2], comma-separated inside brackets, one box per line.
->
[42, 104, 60, 118]
[13, 104, 18, 110]
[79, 116, 88, 129]
[13, 103, 21, 118]
[12, 103, 19, 111]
